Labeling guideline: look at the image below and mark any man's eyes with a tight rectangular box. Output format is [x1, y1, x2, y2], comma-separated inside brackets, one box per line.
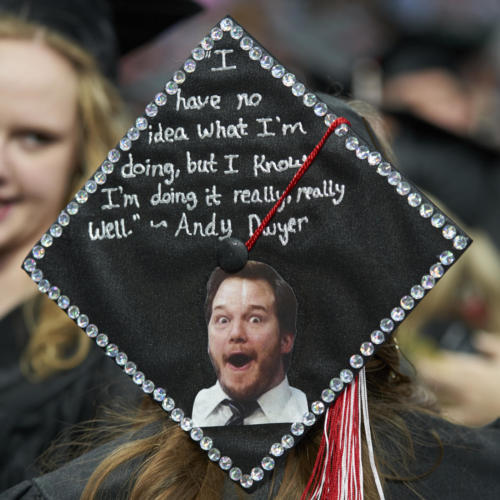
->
[249, 315, 263, 323]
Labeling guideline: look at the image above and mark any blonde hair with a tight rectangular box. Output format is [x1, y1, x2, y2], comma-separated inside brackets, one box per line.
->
[0, 14, 128, 380]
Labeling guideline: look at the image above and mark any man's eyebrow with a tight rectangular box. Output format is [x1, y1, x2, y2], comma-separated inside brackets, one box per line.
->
[248, 304, 268, 312]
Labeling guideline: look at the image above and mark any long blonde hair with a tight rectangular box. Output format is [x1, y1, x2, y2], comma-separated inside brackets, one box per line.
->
[0, 14, 128, 381]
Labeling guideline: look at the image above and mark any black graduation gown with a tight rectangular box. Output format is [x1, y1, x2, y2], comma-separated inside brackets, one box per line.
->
[1, 413, 499, 499]
[0, 304, 139, 490]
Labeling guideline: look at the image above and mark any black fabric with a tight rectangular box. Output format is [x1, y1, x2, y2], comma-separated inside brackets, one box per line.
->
[21, 16, 470, 486]
[0, 0, 118, 80]
[2, 414, 500, 499]
[0, 302, 139, 491]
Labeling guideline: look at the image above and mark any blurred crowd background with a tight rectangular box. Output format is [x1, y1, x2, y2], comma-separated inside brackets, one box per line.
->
[114, 0, 500, 427]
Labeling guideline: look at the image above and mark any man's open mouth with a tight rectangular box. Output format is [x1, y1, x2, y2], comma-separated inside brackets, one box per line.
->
[227, 353, 253, 368]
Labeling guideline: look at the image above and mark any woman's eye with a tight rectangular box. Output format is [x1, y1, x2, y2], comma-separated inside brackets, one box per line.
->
[16, 131, 55, 150]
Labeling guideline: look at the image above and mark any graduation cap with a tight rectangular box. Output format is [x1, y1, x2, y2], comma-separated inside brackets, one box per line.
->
[22, 16, 470, 495]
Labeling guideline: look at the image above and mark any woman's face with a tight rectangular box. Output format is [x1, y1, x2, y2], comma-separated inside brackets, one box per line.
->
[0, 39, 79, 257]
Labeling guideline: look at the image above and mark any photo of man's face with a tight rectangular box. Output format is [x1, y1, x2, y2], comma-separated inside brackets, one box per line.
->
[208, 277, 294, 402]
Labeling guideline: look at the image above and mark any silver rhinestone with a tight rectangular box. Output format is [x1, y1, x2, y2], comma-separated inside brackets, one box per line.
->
[291, 422, 305, 435]
[101, 160, 114, 174]
[162, 397, 175, 412]
[350, 354, 364, 368]
[184, 58, 196, 73]
[442, 225, 456, 239]
[170, 408, 184, 422]
[190, 427, 203, 441]
[32, 245, 45, 259]
[38, 279, 50, 293]
[356, 145, 370, 159]
[325, 113, 337, 126]
[411, 285, 425, 299]
[136, 117, 148, 130]
[66, 201, 79, 215]
[335, 123, 349, 136]
[408, 193, 422, 207]
[240, 475, 253, 489]
[453, 235, 468, 250]
[86, 324, 98, 338]
[219, 456, 232, 470]
[421, 275, 435, 289]
[58, 212, 70, 226]
[75, 190, 88, 204]
[142, 380, 155, 394]
[440, 250, 455, 265]
[321, 388, 335, 403]
[420, 203, 434, 218]
[388, 171, 401, 186]
[154, 93, 167, 106]
[145, 103, 158, 117]
[129, 364, 140, 378]
[271, 65, 285, 78]
[173, 70, 186, 84]
[340, 369, 354, 383]
[314, 102, 327, 116]
[249, 47, 262, 60]
[48, 286, 61, 300]
[345, 136, 359, 150]
[380, 318, 394, 333]
[192, 47, 205, 61]
[230, 26, 243, 40]
[108, 149, 120, 163]
[165, 81, 178, 95]
[368, 151, 382, 166]
[292, 82, 305, 96]
[24, 258, 36, 272]
[220, 18, 233, 31]
[229, 467, 242, 481]
[85, 180, 97, 194]
[200, 36, 214, 50]
[330, 377, 343, 392]
[303, 412, 316, 426]
[430, 263, 444, 278]
[311, 401, 325, 415]
[31, 269, 43, 282]
[396, 182, 411, 196]
[153, 387, 166, 402]
[371, 330, 385, 344]
[180, 417, 193, 431]
[281, 434, 294, 449]
[391, 307, 405, 322]
[251, 467, 264, 481]
[115, 352, 127, 366]
[282, 73, 296, 87]
[200, 436, 213, 450]
[105, 344, 118, 357]
[361, 341, 375, 356]
[303, 93, 317, 107]
[96, 334, 109, 347]
[431, 213, 445, 228]
[94, 171, 106, 184]
[270, 443, 284, 457]
[260, 55, 273, 69]
[127, 127, 140, 140]
[211, 27, 223, 40]
[240, 36, 253, 50]
[400, 295, 415, 310]
[68, 305, 80, 319]
[119, 137, 132, 150]
[57, 295, 69, 309]
[124, 361, 137, 375]
[377, 161, 391, 176]
[208, 448, 220, 461]
[261, 456, 275, 471]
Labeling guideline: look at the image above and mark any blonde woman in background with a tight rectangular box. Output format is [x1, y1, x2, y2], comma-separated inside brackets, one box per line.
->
[0, 1, 132, 489]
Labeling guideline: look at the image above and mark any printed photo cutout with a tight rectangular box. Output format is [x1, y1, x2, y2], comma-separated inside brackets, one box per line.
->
[193, 260, 308, 426]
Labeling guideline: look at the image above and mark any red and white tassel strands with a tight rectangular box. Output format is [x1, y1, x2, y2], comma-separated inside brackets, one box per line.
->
[301, 368, 385, 500]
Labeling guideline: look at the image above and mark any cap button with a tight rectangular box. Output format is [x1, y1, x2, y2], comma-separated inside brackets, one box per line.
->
[217, 238, 248, 273]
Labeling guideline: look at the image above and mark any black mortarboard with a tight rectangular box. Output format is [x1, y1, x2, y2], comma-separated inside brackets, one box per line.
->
[22, 16, 470, 492]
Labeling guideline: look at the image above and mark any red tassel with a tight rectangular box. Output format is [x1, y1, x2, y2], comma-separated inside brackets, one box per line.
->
[301, 375, 362, 500]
